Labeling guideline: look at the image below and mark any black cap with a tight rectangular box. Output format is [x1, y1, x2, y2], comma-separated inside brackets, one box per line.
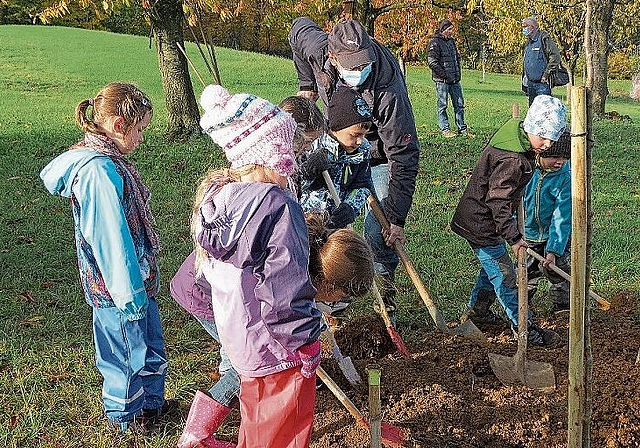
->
[328, 87, 372, 131]
[541, 131, 571, 159]
[328, 20, 376, 70]
[438, 19, 454, 33]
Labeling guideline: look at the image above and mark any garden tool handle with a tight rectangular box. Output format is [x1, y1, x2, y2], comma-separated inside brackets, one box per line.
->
[322, 171, 341, 206]
[316, 366, 366, 424]
[525, 248, 611, 310]
[366, 195, 444, 326]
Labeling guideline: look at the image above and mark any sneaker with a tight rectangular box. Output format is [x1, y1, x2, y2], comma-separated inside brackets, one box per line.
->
[442, 130, 457, 138]
[460, 130, 475, 138]
[460, 307, 507, 330]
[512, 323, 559, 347]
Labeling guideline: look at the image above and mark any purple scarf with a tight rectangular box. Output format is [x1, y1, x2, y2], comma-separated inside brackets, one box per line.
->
[72, 132, 160, 253]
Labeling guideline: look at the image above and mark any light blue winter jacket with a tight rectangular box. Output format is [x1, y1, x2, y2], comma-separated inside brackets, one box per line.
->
[40, 148, 157, 320]
[523, 161, 571, 256]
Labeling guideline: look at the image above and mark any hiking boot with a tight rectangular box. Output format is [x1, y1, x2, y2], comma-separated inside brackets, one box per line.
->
[512, 323, 559, 347]
[142, 398, 179, 426]
[442, 130, 457, 138]
[553, 302, 570, 314]
[460, 130, 475, 138]
[460, 290, 507, 330]
[107, 416, 150, 435]
[460, 307, 507, 329]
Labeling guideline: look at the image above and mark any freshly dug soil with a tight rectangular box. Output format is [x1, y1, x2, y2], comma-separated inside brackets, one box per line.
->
[310, 290, 640, 447]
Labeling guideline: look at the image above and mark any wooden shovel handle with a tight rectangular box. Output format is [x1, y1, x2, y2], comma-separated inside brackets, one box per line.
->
[525, 248, 611, 310]
[366, 195, 444, 327]
[316, 366, 367, 426]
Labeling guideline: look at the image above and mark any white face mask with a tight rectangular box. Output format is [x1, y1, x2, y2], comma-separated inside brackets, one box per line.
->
[523, 27, 531, 37]
[338, 63, 373, 87]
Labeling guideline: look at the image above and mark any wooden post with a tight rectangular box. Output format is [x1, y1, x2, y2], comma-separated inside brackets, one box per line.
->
[567, 85, 588, 447]
[368, 366, 382, 448]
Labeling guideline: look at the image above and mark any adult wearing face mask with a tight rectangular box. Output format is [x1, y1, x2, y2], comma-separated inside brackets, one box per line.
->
[289, 17, 420, 325]
[522, 17, 562, 106]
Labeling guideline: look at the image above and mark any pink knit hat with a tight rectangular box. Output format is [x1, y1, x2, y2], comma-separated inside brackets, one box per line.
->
[199, 85, 297, 177]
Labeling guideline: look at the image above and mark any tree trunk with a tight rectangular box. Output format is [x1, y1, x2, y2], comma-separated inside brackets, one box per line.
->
[150, 0, 201, 140]
[585, 0, 615, 116]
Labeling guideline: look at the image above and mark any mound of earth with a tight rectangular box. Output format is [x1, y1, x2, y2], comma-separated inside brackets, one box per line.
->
[311, 291, 640, 447]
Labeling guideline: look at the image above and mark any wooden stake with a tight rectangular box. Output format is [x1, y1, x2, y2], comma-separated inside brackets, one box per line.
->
[368, 366, 382, 448]
[567, 85, 588, 447]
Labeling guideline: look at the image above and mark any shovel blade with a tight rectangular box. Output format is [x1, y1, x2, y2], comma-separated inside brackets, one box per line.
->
[337, 357, 362, 386]
[450, 320, 487, 345]
[488, 352, 556, 390]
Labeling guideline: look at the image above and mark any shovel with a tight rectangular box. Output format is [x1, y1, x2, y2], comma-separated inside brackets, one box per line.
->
[316, 366, 406, 447]
[526, 248, 611, 310]
[366, 195, 487, 344]
[322, 315, 363, 387]
[321, 171, 410, 357]
[488, 207, 556, 389]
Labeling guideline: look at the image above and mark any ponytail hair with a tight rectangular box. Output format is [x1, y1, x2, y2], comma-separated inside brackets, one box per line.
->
[75, 82, 153, 135]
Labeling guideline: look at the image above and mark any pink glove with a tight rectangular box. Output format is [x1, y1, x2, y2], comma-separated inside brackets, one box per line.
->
[298, 340, 321, 378]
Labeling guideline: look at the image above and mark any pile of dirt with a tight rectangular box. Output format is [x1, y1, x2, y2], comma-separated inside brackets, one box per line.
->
[312, 292, 640, 447]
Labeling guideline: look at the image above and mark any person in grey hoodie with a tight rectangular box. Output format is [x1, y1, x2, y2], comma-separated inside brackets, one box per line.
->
[452, 95, 567, 348]
[289, 16, 420, 324]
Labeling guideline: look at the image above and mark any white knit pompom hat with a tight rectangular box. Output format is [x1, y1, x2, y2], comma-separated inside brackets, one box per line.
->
[199, 84, 297, 177]
[523, 95, 567, 141]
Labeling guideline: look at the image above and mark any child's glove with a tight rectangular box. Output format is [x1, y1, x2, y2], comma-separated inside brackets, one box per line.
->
[327, 202, 356, 229]
[298, 340, 321, 378]
[299, 148, 329, 181]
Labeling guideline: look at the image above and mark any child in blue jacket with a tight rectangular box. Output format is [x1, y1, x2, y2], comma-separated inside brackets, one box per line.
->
[524, 131, 572, 312]
[40, 83, 175, 434]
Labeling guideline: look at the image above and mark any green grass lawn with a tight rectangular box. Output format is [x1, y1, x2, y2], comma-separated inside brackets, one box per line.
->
[1, 25, 639, 447]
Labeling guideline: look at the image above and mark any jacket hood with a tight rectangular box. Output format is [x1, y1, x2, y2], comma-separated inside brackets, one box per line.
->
[40, 148, 106, 198]
[199, 182, 284, 261]
[489, 118, 531, 153]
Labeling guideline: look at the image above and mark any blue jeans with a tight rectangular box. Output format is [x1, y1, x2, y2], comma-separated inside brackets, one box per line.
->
[364, 163, 399, 275]
[468, 244, 522, 326]
[435, 82, 467, 133]
[93, 297, 167, 423]
[195, 316, 241, 408]
[527, 81, 551, 105]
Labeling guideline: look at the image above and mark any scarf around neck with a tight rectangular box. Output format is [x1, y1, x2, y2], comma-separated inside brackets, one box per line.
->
[72, 132, 160, 254]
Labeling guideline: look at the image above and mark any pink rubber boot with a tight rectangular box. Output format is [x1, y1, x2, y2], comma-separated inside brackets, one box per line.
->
[177, 390, 236, 448]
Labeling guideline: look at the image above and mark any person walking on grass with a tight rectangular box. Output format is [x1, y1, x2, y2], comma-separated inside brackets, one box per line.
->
[40, 83, 176, 434]
[289, 17, 420, 324]
[452, 94, 566, 348]
[191, 84, 325, 448]
[522, 16, 562, 105]
[171, 214, 374, 448]
[523, 131, 572, 313]
[428, 19, 474, 139]
[631, 72, 640, 101]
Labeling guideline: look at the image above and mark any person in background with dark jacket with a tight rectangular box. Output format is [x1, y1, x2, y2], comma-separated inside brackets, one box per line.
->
[522, 17, 562, 105]
[452, 95, 566, 348]
[428, 19, 473, 138]
[289, 17, 420, 324]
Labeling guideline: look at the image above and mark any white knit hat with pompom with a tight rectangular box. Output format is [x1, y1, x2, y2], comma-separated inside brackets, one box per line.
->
[199, 84, 297, 177]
